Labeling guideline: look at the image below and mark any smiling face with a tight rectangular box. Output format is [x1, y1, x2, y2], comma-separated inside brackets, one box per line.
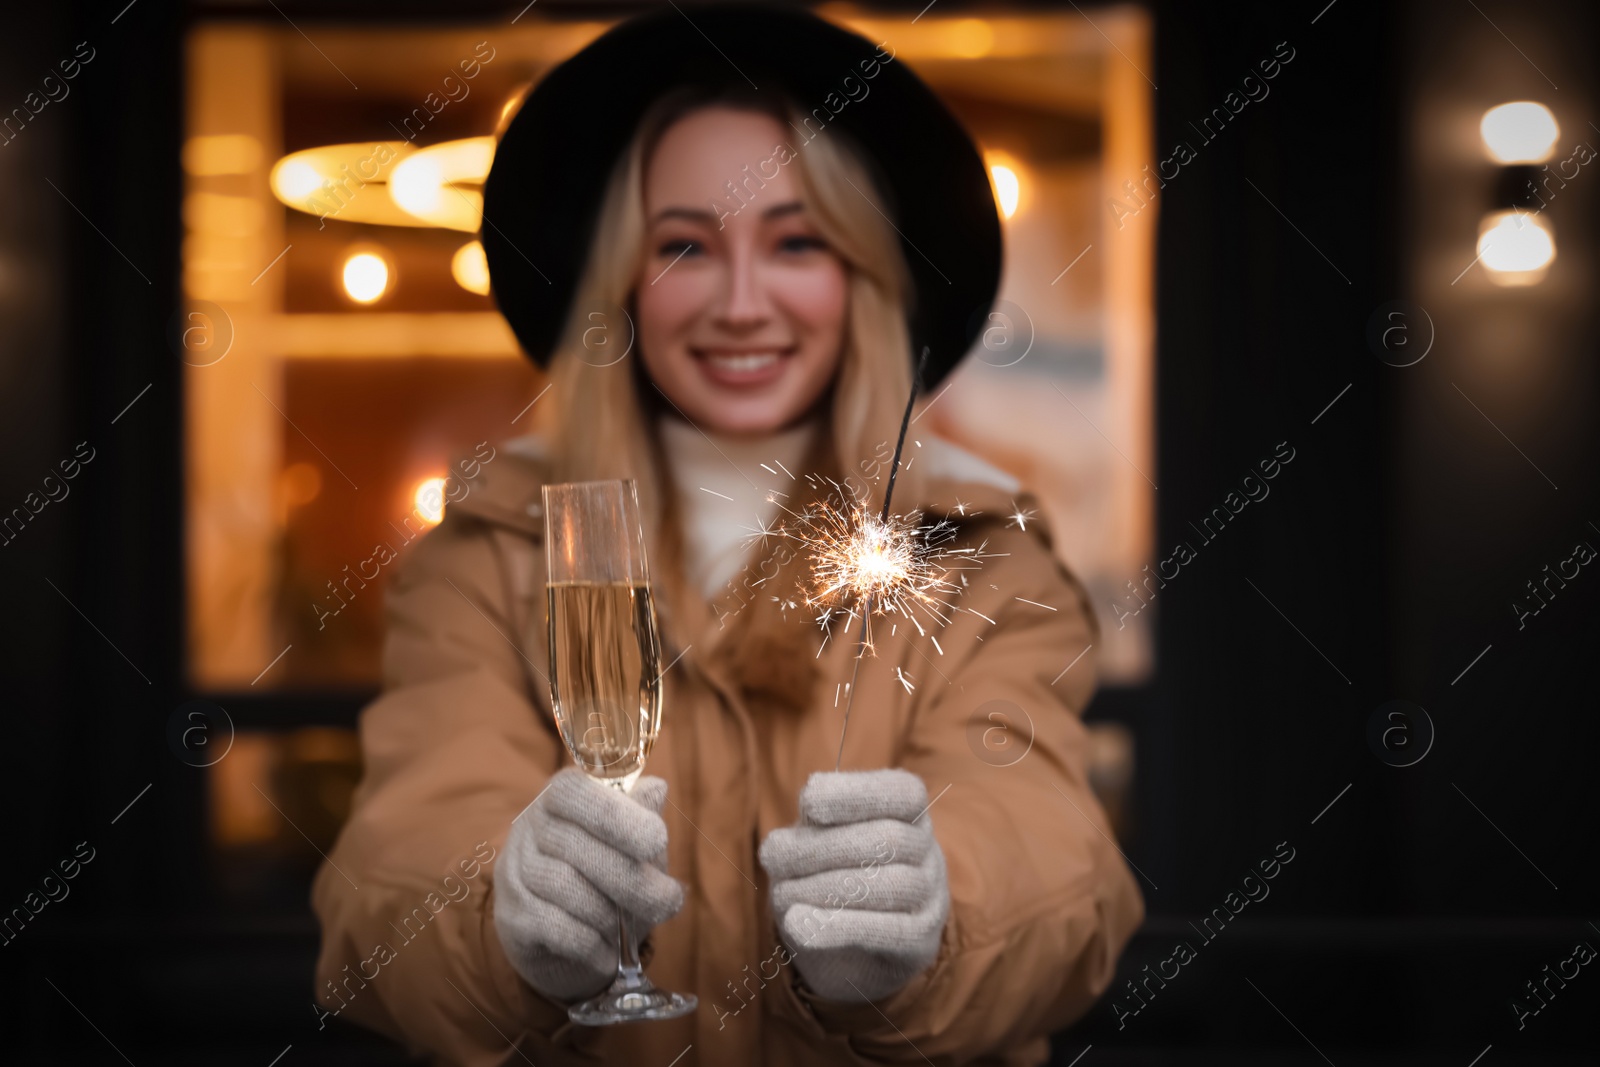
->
[634, 106, 849, 439]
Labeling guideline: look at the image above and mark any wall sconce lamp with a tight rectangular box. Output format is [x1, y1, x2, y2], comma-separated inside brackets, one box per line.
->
[1478, 101, 1563, 286]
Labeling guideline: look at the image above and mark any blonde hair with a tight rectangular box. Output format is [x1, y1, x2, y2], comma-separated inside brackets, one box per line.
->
[533, 85, 927, 662]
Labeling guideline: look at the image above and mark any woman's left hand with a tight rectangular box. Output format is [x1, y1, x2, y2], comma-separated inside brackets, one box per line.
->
[757, 768, 950, 1003]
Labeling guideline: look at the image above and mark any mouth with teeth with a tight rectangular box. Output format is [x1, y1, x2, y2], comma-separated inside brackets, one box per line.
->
[690, 345, 797, 388]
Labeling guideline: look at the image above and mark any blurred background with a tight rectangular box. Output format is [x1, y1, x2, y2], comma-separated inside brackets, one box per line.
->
[2, 0, 1596, 1062]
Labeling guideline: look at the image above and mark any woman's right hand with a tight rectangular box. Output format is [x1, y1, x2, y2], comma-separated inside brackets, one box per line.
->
[493, 767, 684, 1003]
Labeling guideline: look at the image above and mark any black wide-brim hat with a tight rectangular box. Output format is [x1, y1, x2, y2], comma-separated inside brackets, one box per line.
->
[480, 2, 1002, 388]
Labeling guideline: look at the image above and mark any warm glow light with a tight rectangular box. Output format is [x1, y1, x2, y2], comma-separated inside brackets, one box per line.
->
[388, 137, 496, 231]
[389, 156, 445, 218]
[274, 158, 324, 201]
[499, 91, 527, 129]
[269, 142, 422, 227]
[1478, 210, 1555, 285]
[451, 240, 492, 295]
[1480, 102, 1559, 163]
[183, 192, 265, 237]
[990, 164, 1020, 218]
[414, 477, 448, 524]
[342, 251, 391, 303]
[184, 134, 263, 176]
[280, 462, 323, 508]
[984, 150, 1024, 218]
[947, 18, 995, 58]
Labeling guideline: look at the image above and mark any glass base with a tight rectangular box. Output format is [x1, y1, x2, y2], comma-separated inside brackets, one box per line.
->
[568, 983, 697, 1026]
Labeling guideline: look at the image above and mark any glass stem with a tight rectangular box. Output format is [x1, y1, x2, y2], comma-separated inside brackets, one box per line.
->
[614, 904, 646, 991]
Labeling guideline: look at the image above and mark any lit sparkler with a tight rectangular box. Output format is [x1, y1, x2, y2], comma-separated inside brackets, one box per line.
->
[763, 347, 1001, 769]
[781, 488, 977, 647]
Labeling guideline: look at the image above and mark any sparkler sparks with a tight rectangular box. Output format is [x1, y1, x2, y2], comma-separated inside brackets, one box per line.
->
[774, 487, 995, 653]
[755, 346, 1004, 771]
[1007, 502, 1038, 531]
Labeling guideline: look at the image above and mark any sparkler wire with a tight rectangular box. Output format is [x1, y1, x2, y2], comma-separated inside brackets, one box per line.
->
[834, 347, 930, 771]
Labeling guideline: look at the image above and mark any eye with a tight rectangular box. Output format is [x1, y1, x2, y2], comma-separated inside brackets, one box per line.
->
[777, 234, 829, 255]
[658, 238, 702, 258]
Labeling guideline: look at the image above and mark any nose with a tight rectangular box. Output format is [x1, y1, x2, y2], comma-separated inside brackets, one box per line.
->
[711, 242, 772, 331]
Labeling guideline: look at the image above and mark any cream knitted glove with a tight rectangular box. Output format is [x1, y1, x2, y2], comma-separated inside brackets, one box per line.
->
[758, 769, 950, 1003]
[493, 768, 684, 1002]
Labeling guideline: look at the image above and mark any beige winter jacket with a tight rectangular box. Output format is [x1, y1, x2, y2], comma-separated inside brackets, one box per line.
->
[311, 432, 1144, 1066]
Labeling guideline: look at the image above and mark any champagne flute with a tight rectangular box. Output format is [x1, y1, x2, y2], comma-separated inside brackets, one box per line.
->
[541, 478, 697, 1025]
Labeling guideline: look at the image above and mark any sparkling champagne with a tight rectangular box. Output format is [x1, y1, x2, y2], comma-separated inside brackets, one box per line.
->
[547, 581, 663, 790]
[541, 478, 695, 1024]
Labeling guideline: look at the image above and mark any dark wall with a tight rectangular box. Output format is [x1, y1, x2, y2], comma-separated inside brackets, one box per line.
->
[1074, 0, 1597, 1061]
[1130, 0, 1403, 911]
[0, 0, 71, 892]
[1393, 0, 1600, 914]
[0, 0, 207, 1060]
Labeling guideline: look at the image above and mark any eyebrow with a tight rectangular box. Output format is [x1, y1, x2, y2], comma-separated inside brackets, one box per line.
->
[649, 200, 807, 226]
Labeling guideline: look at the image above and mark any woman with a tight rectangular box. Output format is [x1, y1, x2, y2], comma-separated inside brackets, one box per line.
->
[312, 6, 1143, 1065]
